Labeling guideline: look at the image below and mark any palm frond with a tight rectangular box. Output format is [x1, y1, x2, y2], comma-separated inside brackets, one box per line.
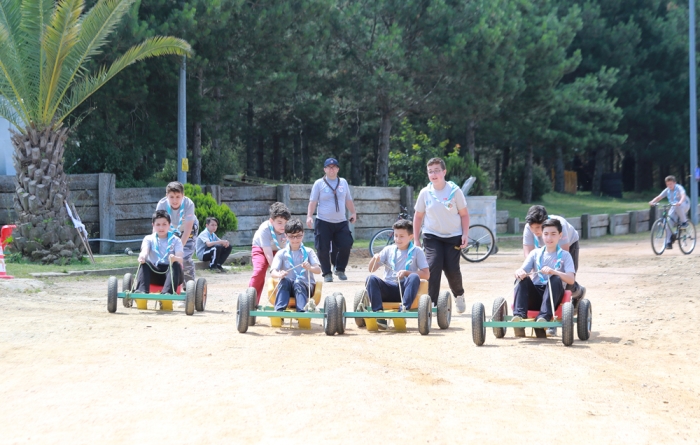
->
[55, 36, 191, 124]
[48, 0, 137, 120]
[41, 0, 84, 123]
[0, 0, 30, 120]
[0, 96, 23, 129]
[20, 0, 55, 124]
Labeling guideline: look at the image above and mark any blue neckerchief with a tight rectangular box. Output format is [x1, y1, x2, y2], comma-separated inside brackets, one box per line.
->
[536, 245, 562, 283]
[285, 245, 309, 280]
[166, 202, 185, 233]
[427, 181, 459, 209]
[152, 232, 175, 265]
[389, 242, 415, 272]
[669, 187, 678, 205]
[207, 230, 216, 242]
[268, 222, 281, 250]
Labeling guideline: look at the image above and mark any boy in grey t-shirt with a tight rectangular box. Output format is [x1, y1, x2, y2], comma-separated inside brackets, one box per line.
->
[135, 210, 184, 294]
[649, 175, 690, 248]
[196, 217, 231, 271]
[155, 182, 198, 286]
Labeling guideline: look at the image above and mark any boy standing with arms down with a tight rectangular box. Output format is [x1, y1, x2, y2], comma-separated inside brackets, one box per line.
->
[249, 202, 291, 303]
[135, 210, 184, 294]
[649, 175, 690, 249]
[270, 220, 322, 312]
[196, 217, 232, 272]
[156, 182, 198, 287]
[367, 219, 430, 330]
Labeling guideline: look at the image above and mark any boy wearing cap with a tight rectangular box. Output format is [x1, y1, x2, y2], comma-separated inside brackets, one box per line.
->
[306, 158, 357, 282]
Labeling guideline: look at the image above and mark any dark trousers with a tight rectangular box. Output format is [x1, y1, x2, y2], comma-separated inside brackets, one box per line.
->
[314, 219, 353, 275]
[513, 275, 564, 321]
[366, 274, 421, 312]
[202, 245, 232, 268]
[275, 278, 315, 312]
[566, 241, 580, 293]
[423, 233, 464, 304]
[135, 261, 183, 294]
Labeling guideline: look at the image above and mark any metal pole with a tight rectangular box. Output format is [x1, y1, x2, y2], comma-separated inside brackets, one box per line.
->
[690, 0, 698, 223]
[177, 56, 187, 184]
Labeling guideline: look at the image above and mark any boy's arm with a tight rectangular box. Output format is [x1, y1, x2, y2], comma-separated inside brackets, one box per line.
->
[543, 268, 575, 285]
[180, 220, 194, 241]
[649, 190, 666, 205]
[262, 246, 274, 265]
[138, 238, 149, 264]
[304, 250, 322, 275]
[269, 252, 287, 279]
[415, 267, 429, 280]
[413, 212, 425, 248]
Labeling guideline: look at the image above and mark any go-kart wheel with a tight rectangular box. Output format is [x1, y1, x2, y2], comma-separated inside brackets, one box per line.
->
[562, 302, 574, 346]
[577, 299, 592, 341]
[471, 302, 485, 346]
[195, 277, 207, 312]
[185, 280, 195, 316]
[437, 290, 452, 330]
[492, 297, 507, 338]
[323, 295, 338, 336]
[246, 287, 257, 326]
[417, 294, 432, 335]
[107, 276, 118, 313]
[353, 289, 368, 328]
[122, 273, 133, 308]
[236, 292, 250, 333]
[335, 292, 347, 335]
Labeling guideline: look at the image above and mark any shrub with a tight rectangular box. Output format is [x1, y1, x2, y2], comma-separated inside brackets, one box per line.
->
[503, 162, 552, 201]
[184, 184, 238, 236]
[444, 147, 491, 195]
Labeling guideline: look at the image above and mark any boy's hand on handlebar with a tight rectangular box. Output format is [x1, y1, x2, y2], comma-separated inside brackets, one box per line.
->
[301, 261, 311, 270]
[515, 268, 528, 280]
[540, 266, 554, 275]
[397, 270, 411, 279]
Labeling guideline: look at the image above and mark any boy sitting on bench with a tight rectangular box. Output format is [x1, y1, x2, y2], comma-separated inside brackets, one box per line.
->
[270, 219, 321, 312]
[512, 218, 575, 335]
[135, 210, 184, 294]
[367, 219, 430, 330]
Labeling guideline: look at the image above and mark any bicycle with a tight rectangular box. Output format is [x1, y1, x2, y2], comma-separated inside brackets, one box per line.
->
[650, 204, 696, 255]
[368, 206, 496, 262]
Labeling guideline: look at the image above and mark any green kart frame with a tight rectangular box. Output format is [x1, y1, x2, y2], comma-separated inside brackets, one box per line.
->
[106, 273, 207, 316]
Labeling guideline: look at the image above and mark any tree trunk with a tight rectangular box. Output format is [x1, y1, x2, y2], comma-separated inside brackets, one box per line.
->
[502, 145, 510, 176]
[376, 111, 392, 187]
[351, 115, 362, 185]
[292, 132, 300, 180]
[257, 134, 265, 178]
[555, 146, 565, 193]
[591, 147, 606, 196]
[9, 124, 84, 263]
[193, 122, 202, 184]
[522, 144, 534, 204]
[301, 127, 310, 182]
[495, 157, 501, 191]
[246, 102, 255, 176]
[466, 120, 476, 160]
[272, 134, 281, 180]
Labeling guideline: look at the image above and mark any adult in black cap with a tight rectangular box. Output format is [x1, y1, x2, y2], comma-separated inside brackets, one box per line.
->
[306, 158, 357, 282]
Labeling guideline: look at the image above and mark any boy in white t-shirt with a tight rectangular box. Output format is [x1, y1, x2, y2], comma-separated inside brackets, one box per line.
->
[649, 175, 690, 249]
[413, 157, 470, 313]
[135, 210, 184, 294]
[196, 217, 232, 272]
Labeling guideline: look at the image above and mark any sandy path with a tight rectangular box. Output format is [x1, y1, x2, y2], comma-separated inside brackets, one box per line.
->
[1, 236, 699, 444]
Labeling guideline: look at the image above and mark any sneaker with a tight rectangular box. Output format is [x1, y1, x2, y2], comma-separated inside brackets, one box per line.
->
[334, 270, 348, 280]
[535, 317, 548, 338]
[216, 264, 226, 272]
[547, 327, 558, 336]
[323, 273, 333, 283]
[208, 266, 220, 273]
[455, 294, 466, 314]
[511, 315, 525, 337]
[377, 319, 388, 330]
[666, 242, 673, 250]
[536, 317, 547, 322]
[681, 221, 689, 228]
[177, 302, 186, 308]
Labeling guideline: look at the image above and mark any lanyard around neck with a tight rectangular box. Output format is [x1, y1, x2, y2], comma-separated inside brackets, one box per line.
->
[428, 181, 458, 209]
[537, 245, 562, 282]
[323, 176, 340, 212]
[152, 232, 175, 265]
[389, 242, 415, 272]
[286, 245, 309, 279]
[268, 222, 281, 250]
[166, 202, 185, 232]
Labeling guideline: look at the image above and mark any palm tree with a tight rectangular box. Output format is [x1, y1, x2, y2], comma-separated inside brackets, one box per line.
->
[0, 0, 191, 262]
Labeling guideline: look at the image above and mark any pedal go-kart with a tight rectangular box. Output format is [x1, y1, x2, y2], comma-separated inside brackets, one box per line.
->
[346, 279, 452, 335]
[471, 285, 592, 347]
[107, 272, 207, 316]
[236, 277, 344, 336]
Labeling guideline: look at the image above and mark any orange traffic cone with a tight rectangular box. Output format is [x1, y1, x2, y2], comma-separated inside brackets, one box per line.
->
[0, 243, 14, 279]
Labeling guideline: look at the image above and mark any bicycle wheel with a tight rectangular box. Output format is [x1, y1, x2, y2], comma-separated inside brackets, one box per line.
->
[369, 228, 395, 256]
[650, 219, 667, 255]
[678, 221, 696, 254]
[461, 224, 495, 262]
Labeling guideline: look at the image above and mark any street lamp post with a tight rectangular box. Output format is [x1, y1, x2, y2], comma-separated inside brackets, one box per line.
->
[690, 0, 698, 223]
[177, 56, 187, 184]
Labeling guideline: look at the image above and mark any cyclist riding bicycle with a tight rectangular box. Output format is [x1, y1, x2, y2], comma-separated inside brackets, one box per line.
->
[649, 175, 689, 250]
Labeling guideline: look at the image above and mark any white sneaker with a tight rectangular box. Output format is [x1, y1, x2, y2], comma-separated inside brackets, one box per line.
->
[177, 302, 186, 308]
[455, 294, 466, 314]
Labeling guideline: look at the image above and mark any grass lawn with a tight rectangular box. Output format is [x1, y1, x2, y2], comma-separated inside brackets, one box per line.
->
[5, 254, 137, 279]
[497, 191, 652, 219]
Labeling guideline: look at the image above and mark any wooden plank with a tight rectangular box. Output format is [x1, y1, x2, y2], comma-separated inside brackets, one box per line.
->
[116, 219, 152, 236]
[353, 214, 397, 228]
[589, 214, 609, 227]
[496, 210, 509, 224]
[496, 223, 507, 234]
[220, 186, 276, 202]
[0, 175, 16, 193]
[115, 188, 164, 205]
[68, 174, 99, 190]
[235, 216, 268, 232]
[590, 226, 607, 238]
[223, 201, 276, 217]
[637, 209, 650, 222]
[637, 222, 650, 233]
[114, 204, 156, 220]
[71, 189, 99, 207]
[612, 224, 629, 236]
[289, 199, 400, 215]
[289, 185, 313, 200]
[612, 213, 630, 225]
[566, 217, 581, 231]
[351, 187, 401, 201]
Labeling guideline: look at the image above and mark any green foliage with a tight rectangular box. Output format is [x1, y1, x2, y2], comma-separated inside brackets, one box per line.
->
[155, 159, 178, 183]
[503, 162, 552, 202]
[184, 184, 237, 235]
[388, 118, 446, 190]
[444, 149, 491, 196]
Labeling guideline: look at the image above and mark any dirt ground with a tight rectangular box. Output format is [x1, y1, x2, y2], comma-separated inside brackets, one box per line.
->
[1, 235, 699, 444]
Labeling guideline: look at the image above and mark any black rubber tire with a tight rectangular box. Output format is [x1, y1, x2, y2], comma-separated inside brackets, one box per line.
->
[107, 276, 118, 313]
[353, 289, 368, 328]
[437, 290, 452, 330]
[195, 277, 207, 312]
[679, 221, 697, 254]
[335, 292, 347, 335]
[236, 292, 250, 333]
[577, 298, 592, 341]
[323, 295, 338, 336]
[185, 280, 195, 316]
[122, 273, 133, 308]
[471, 302, 485, 346]
[562, 302, 574, 346]
[650, 219, 666, 255]
[246, 287, 257, 326]
[492, 297, 507, 338]
[417, 294, 432, 335]
[461, 224, 495, 263]
[369, 228, 395, 256]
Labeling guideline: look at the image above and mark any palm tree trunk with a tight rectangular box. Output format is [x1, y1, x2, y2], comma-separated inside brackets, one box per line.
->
[9, 124, 85, 262]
